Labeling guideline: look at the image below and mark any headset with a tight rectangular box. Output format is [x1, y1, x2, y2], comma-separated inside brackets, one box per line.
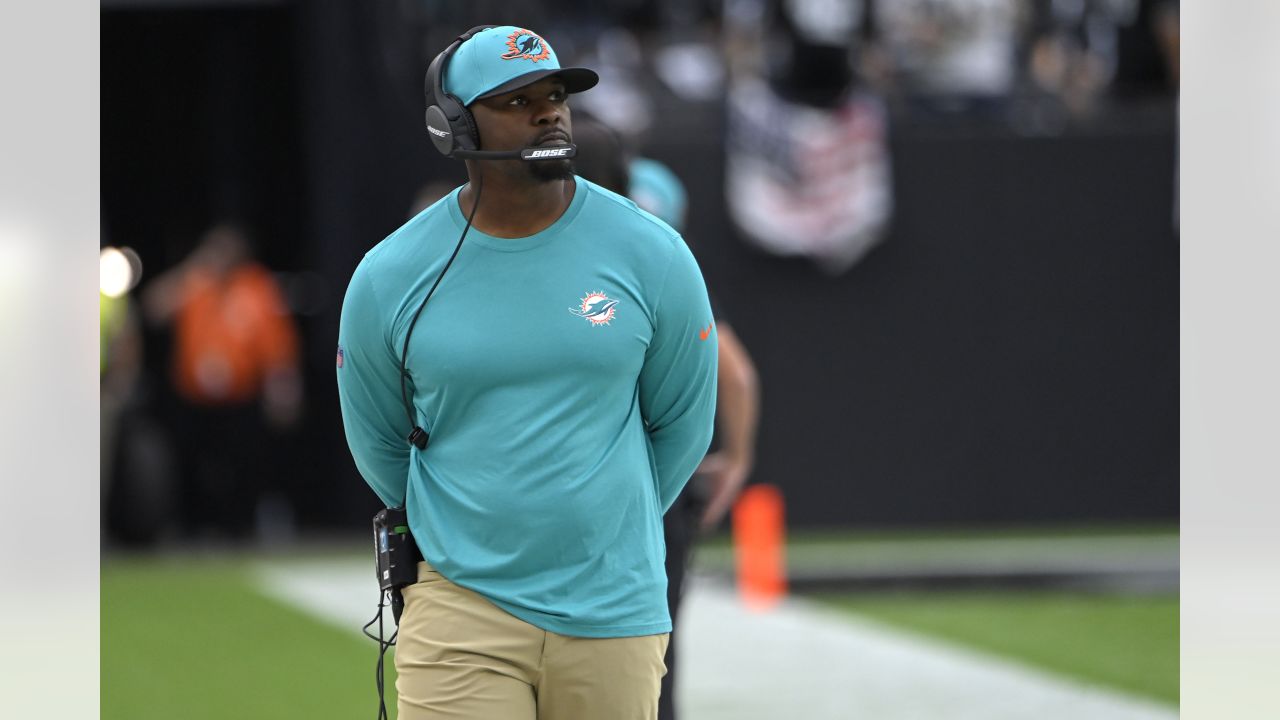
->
[423, 25, 579, 161]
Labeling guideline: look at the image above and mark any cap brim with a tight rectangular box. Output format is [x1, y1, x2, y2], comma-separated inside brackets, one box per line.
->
[474, 68, 599, 102]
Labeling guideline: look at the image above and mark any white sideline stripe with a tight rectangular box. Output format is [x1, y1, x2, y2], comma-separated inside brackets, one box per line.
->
[254, 561, 1177, 720]
[678, 576, 1176, 720]
[255, 560, 383, 637]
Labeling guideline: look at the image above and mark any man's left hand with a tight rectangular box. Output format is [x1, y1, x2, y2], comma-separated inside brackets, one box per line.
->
[696, 451, 753, 532]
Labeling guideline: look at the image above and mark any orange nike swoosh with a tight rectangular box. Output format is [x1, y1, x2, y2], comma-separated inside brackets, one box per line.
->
[699, 322, 714, 341]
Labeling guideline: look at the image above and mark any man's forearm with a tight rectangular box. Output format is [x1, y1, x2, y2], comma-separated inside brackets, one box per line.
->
[715, 324, 759, 470]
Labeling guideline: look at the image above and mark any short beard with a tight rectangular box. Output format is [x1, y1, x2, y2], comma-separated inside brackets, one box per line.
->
[526, 158, 574, 183]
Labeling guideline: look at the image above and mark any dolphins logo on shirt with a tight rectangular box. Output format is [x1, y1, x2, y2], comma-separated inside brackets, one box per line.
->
[569, 291, 618, 326]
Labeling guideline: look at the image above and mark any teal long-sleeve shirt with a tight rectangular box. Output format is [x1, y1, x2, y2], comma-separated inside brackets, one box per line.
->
[336, 178, 717, 637]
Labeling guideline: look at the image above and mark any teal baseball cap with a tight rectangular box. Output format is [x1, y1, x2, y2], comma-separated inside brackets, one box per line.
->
[444, 26, 598, 106]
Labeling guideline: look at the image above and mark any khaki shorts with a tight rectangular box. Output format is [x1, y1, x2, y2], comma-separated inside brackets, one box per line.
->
[395, 561, 669, 720]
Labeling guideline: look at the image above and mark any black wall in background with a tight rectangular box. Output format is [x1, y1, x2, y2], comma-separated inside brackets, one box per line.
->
[659, 122, 1179, 527]
[103, 4, 1178, 530]
[102, 6, 306, 271]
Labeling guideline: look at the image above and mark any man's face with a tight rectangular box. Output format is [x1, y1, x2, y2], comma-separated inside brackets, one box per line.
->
[470, 76, 574, 183]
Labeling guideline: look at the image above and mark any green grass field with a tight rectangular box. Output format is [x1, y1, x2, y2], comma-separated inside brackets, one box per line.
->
[695, 522, 1180, 575]
[102, 557, 401, 719]
[813, 590, 1178, 704]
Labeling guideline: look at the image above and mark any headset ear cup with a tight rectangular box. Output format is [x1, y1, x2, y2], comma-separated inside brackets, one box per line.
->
[458, 105, 480, 153]
[423, 25, 497, 157]
[425, 105, 456, 156]
[424, 51, 456, 157]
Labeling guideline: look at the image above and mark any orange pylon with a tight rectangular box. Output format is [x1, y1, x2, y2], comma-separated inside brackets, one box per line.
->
[732, 483, 787, 610]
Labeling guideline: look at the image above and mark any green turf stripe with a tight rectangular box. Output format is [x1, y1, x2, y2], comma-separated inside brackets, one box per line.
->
[814, 591, 1179, 704]
[102, 559, 398, 719]
[695, 527, 1178, 575]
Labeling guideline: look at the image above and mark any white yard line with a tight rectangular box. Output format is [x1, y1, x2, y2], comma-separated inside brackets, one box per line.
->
[254, 561, 1177, 720]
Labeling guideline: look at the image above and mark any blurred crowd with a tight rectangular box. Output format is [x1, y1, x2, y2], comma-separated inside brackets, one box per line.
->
[413, 0, 1178, 128]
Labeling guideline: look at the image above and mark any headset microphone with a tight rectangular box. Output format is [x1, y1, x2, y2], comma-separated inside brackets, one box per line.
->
[451, 144, 578, 161]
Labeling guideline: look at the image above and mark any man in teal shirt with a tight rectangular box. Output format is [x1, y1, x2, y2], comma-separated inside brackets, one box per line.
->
[337, 25, 717, 719]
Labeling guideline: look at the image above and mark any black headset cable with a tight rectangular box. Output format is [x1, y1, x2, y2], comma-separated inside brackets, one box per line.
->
[399, 175, 483, 449]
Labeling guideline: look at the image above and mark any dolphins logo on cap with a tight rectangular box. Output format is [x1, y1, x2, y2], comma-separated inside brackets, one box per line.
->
[501, 28, 551, 62]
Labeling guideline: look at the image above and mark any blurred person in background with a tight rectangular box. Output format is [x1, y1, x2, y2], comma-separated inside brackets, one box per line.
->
[100, 279, 142, 490]
[337, 26, 717, 719]
[572, 113, 762, 720]
[143, 222, 302, 541]
[102, 241, 178, 547]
